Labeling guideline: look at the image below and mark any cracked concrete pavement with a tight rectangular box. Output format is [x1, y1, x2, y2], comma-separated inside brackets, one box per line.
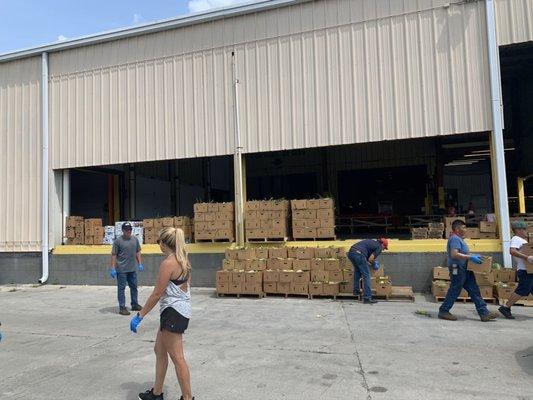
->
[1, 284, 533, 400]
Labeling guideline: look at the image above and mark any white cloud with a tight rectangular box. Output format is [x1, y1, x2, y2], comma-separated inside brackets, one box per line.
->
[57, 35, 68, 41]
[132, 13, 144, 24]
[188, 0, 252, 13]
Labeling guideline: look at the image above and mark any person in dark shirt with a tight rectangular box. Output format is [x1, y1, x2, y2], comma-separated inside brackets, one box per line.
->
[347, 238, 388, 304]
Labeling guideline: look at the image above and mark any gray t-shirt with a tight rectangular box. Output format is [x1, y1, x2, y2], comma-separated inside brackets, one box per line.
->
[112, 236, 141, 273]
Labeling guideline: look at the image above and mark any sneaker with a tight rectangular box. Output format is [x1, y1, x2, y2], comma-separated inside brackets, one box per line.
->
[480, 311, 498, 322]
[363, 298, 378, 304]
[139, 388, 164, 400]
[438, 312, 457, 321]
[498, 305, 515, 319]
[179, 397, 194, 400]
[119, 307, 131, 316]
[131, 304, 143, 312]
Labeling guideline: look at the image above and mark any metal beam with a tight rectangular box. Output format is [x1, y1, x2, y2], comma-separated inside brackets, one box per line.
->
[485, 0, 512, 268]
[39, 52, 49, 284]
[232, 50, 245, 246]
[62, 170, 70, 244]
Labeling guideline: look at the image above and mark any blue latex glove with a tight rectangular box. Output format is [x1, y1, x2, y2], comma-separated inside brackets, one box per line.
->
[470, 255, 483, 264]
[130, 314, 143, 333]
[372, 261, 380, 271]
[138, 263, 144, 272]
[109, 268, 117, 279]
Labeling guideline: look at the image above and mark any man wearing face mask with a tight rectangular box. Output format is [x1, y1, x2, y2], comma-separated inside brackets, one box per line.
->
[110, 222, 144, 315]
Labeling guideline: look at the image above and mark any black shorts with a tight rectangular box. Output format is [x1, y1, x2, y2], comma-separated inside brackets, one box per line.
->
[515, 270, 533, 297]
[160, 307, 189, 333]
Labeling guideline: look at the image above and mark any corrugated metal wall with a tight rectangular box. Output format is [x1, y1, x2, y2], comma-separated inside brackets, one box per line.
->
[495, 0, 533, 45]
[48, 0, 492, 169]
[0, 57, 42, 252]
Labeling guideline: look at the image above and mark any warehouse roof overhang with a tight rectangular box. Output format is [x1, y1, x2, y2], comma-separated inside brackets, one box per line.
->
[0, 0, 302, 63]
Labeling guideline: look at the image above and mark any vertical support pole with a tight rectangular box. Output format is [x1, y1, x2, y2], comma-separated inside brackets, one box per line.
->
[232, 50, 245, 246]
[40, 52, 49, 283]
[517, 177, 526, 214]
[62, 169, 70, 244]
[485, 0, 511, 268]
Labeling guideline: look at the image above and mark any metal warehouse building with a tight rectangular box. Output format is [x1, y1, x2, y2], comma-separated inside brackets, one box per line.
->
[0, 0, 532, 287]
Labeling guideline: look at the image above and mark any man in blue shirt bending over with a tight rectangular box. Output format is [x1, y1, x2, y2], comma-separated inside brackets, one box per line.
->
[438, 219, 498, 322]
[348, 238, 388, 304]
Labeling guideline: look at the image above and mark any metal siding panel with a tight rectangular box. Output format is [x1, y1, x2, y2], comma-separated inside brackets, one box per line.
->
[0, 57, 41, 252]
[495, 0, 533, 45]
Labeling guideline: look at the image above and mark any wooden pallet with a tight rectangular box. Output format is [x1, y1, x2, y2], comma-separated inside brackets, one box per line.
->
[196, 238, 234, 243]
[498, 298, 533, 307]
[293, 237, 337, 241]
[435, 296, 497, 304]
[373, 287, 416, 302]
[332, 292, 359, 300]
[264, 292, 310, 299]
[247, 237, 289, 242]
[216, 292, 264, 299]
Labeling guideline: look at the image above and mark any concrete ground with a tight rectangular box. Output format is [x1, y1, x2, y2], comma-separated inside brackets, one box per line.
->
[0, 285, 532, 400]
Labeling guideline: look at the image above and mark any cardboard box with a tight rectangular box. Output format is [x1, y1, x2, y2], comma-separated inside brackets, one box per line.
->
[293, 228, 316, 238]
[318, 198, 334, 209]
[242, 283, 262, 294]
[194, 203, 208, 213]
[317, 228, 335, 238]
[291, 199, 307, 210]
[269, 247, 288, 259]
[474, 271, 494, 286]
[292, 259, 310, 271]
[323, 282, 339, 296]
[280, 259, 293, 270]
[493, 268, 516, 283]
[66, 227, 76, 239]
[204, 213, 215, 222]
[479, 286, 493, 299]
[444, 216, 465, 238]
[467, 256, 492, 274]
[238, 248, 256, 260]
[292, 219, 308, 228]
[232, 272, 245, 284]
[142, 219, 154, 228]
[222, 259, 235, 270]
[216, 282, 229, 294]
[339, 282, 353, 293]
[225, 248, 239, 260]
[293, 271, 310, 283]
[314, 248, 330, 258]
[310, 259, 325, 270]
[433, 267, 450, 281]
[263, 270, 279, 283]
[161, 217, 174, 227]
[320, 218, 335, 228]
[263, 282, 277, 293]
[432, 281, 449, 297]
[216, 229, 234, 240]
[277, 282, 291, 294]
[287, 247, 298, 259]
[303, 210, 317, 219]
[307, 199, 321, 209]
[479, 232, 497, 239]
[255, 248, 269, 259]
[243, 260, 254, 271]
[245, 210, 258, 220]
[464, 228, 480, 239]
[215, 220, 233, 230]
[296, 247, 315, 260]
[290, 283, 309, 295]
[317, 209, 334, 219]
[311, 270, 328, 282]
[343, 269, 354, 281]
[85, 218, 103, 227]
[66, 216, 84, 226]
[245, 220, 260, 229]
[375, 283, 393, 297]
[480, 221, 497, 233]
[494, 282, 518, 299]
[250, 259, 267, 271]
[219, 202, 234, 212]
[279, 271, 294, 283]
[246, 201, 261, 211]
[267, 258, 282, 270]
[308, 283, 323, 296]
[328, 271, 343, 282]
[216, 270, 232, 284]
[227, 283, 242, 294]
[234, 260, 246, 270]
[324, 259, 341, 271]
[245, 271, 263, 284]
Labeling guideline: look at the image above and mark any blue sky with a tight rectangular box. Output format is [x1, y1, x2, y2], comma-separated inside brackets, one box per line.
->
[0, 0, 251, 54]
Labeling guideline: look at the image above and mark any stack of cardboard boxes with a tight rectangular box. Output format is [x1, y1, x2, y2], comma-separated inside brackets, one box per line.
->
[493, 268, 518, 302]
[245, 200, 291, 241]
[432, 256, 495, 301]
[427, 222, 444, 239]
[215, 246, 349, 297]
[84, 219, 104, 245]
[479, 221, 497, 239]
[411, 227, 428, 240]
[104, 226, 115, 244]
[66, 216, 85, 245]
[291, 199, 335, 240]
[194, 202, 235, 242]
[143, 217, 194, 244]
[115, 221, 144, 244]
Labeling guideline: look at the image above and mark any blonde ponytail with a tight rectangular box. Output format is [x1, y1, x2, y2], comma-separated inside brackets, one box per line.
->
[158, 227, 191, 277]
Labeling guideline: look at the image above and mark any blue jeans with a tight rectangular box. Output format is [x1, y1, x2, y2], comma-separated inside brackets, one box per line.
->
[439, 266, 488, 317]
[117, 272, 139, 308]
[348, 250, 372, 300]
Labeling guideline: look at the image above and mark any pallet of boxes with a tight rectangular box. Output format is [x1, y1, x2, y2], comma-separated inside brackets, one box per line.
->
[492, 267, 519, 305]
[143, 217, 194, 244]
[216, 247, 265, 298]
[356, 263, 415, 301]
[245, 200, 291, 242]
[432, 256, 496, 303]
[291, 198, 336, 240]
[65, 216, 85, 245]
[194, 202, 235, 242]
[84, 219, 104, 245]
[479, 221, 498, 239]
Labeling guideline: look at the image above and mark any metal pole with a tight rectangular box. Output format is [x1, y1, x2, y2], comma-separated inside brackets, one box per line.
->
[39, 52, 49, 283]
[62, 169, 70, 244]
[232, 50, 245, 246]
[485, 0, 511, 268]
[517, 177, 526, 214]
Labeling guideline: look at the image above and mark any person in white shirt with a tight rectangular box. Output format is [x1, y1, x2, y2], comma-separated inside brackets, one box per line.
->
[499, 220, 533, 319]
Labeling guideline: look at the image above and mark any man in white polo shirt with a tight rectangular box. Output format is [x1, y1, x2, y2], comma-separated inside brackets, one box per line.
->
[499, 220, 533, 319]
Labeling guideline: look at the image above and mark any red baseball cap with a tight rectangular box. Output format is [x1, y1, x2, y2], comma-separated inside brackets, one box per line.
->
[379, 238, 389, 250]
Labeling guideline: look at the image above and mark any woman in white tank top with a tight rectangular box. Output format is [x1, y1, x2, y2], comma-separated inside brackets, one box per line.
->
[129, 227, 194, 400]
